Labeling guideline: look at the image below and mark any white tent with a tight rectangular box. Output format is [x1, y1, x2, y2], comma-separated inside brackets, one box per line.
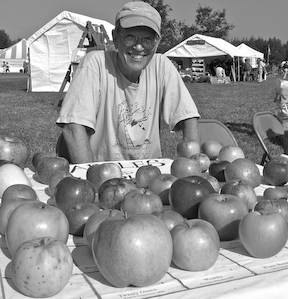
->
[27, 11, 114, 92]
[236, 43, 264, 68]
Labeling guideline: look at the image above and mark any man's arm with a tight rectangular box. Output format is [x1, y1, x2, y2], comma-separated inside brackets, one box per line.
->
[62, 123, 93, 164]
[179, 117, 200, 143]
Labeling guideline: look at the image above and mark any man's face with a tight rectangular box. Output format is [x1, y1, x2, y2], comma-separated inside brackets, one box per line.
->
[113, 26, 159, 82]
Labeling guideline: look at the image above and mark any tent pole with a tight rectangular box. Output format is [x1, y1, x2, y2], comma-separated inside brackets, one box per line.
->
[27, 47, 32, 92]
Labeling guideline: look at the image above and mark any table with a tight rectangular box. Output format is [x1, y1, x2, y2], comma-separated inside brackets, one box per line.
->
[1, 158, 288, 299]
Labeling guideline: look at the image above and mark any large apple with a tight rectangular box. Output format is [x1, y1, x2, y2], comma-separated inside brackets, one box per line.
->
[171, 219, 220, 271]
[170, 157, 202, 178]
[254, 198, 288, 222]
[0, 163, 31, 197]
[224, 158, 261, 188]
[86, 162, 123, 192]
[208, 160, 230, 182]
[98, 178, 139, 210]
[10, 237, 73, 297]
[198, 193, 249, 241]
[36, 156, 70, 185]
[218, 145, 245, 163]
[135, 165, 161, 188]
[0, 135, 28, 169]
[92, 213, 173, 287]
[54, 177, 96, 214]
[239, 211, 288, 258]
[1, 183, 38, 204]
[148, 173, 177, 205]
[121, 188, 163, 215]
[263, 159, 288, 186]
[176, 139, 200, 158]
[220, 179, 257, 211]
[190, 152, 211, 172]
[152, 210, 184, 231]
[201, 140, 223, 160]
[65, 202, 100, 236]
[5, 201, 69, 256]
[31, 151, 57, 172]
[169, 175, 215, 219]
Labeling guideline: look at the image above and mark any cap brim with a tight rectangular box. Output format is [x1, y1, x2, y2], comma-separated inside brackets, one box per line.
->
[120, 16, 160, 35]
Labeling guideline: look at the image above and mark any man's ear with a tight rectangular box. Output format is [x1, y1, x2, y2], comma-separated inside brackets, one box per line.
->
[112, 29, 118, 49]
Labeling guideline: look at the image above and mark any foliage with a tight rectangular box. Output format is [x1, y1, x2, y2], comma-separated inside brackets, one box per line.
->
[0, 29, 12, 49]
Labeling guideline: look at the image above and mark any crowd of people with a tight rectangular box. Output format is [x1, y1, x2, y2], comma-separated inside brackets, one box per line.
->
[1, 61, 10, 73]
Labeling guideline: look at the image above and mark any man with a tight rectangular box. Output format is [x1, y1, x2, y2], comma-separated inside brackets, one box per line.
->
[243, 58, 252, 82]
[56, 1, 200, 163]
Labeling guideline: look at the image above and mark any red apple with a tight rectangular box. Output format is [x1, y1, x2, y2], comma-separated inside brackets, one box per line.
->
[98, 178, 139, 210]
[202, 173, 221, 192]
[201, 140, 223, 160]
[121, 189, 163, 215]
[220, 179, 257, 211]
[65, 202, 100, 236]
[31, 151, 57, 172]
[86, 162, 123, 192]
[169, 175, 215, 219]
[170, 157, 202, 178]
[148, 173, 177, 205]
[176, 139, 200, 158]
[135, 165, 161, 188]
[190, 152, 211, 172]
[263, 159, 288, 186]
[1, 183, 38, 204]
[48, 170, 73, 197]
[171, 219, 220, 271]
[254, 198, 288, 222]
[0, 135, 28, 169]
[11, 237, 73, 297]
[5, 201, 69, 256]
[208, 160, 230, 182]
[198, 193, 249, 241]
[92, 213, 173, 287]
[239, 211, 288, 258]
[54, 177, 96, 214]
[263, 187, 287, 200]
[224, 158, 261, 188]
[152, 210, 184, 231]
[218, 145, 245, 163]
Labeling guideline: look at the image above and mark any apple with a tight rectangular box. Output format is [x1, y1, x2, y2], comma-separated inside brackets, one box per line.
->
[224, 158, 261, 188]
[121, 189, 163, 215]
[135, 165, 161, 188]
[1, 183, 38, 204]
[83, 209, 123, 252]
[171, 219, 220, 271]
[86, 162, 123, 192]
[98, 178, 139, 210]
[36, 156, 70, 185]
[0, 135, 28, 169]
[5, 201, 69, 256]
[152, 210, 184, 231]
[10, 237, 73, 297]
[92, 213, 173, 287]
[218, 145, 245, 163]
[239, 211, 288, 258]
[31, 151, 57, 172]
[254, 198, 288, 221]
[201, 173, 220, 192]
[263, 159, 288, 186]
[220, 179, 257, 211]
[201, 140, 223, 160]
[170, 157, 202, 178]
[176, 139, 200, 158]
[0, 163, 32, 197]
[208, 160, 230, 182]
[189, 152, 211, 172]
[65, 202, 100, 236]
[54, 177, 96, 214]
[198, 193, 249, 241]
[169, 175, 215, 219]
[48, 170, 73, 197]
[148, 173, 177, 205]
[263, 187, 287, 200]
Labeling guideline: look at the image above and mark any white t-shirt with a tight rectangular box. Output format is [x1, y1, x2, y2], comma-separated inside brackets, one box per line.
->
[57, 51, 200, 161]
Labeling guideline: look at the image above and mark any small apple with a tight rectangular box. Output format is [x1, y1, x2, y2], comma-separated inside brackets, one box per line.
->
[152, 210, 184, 231]
[176, 139, 200, 158]
[202, 173, 220, 192]
[1, 183, 38, 204]
[170, 157, 202, 179]
[218, 145, 245, 163]
[239, 211, 288, 258]
[48, 170, 73, 197]
[135, 165, 161, 188]
[254, 198, 288, 222]
[31, 151, 57, 172]
[189, 152, 211, 172]
[263, 159, 288, 186]
[208, 160, 230, 182]
[201, 140, 223, 160]
[198, 193, 249, 241]
[0, 135, 28, 169]
[86, 163, 123, 192]
[263, 187, 287, 200]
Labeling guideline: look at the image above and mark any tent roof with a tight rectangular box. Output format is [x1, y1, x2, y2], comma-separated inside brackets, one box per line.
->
[0, 39, 27, 60]
[28, 10, 114, 44]
[164, 34, 245, 58]
[236, 43, 264, 58]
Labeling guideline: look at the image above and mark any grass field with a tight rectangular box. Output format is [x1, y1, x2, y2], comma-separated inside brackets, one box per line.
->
[0, 73, 284, 169]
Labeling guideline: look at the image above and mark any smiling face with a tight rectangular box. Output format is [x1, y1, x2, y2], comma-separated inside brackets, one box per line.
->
[113, 25, 159, 83]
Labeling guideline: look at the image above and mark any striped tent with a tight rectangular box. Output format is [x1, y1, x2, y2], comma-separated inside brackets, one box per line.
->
[0, 39, 28, 60]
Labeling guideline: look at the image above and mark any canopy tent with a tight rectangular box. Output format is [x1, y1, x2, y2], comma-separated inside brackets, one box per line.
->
[236, 43, 264, 68]
[27, 11, 114, 92]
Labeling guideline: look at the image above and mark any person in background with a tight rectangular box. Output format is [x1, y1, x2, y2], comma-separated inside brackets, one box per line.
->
[257, 58, 266, 82]
[215, 64, 226, 79]
[283, 61, 288, 79]
[56, 1, 200, 164]
[243, 58, 252, 82]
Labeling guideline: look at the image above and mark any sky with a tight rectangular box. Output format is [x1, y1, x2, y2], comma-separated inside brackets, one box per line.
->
[1, 0, 288, 44]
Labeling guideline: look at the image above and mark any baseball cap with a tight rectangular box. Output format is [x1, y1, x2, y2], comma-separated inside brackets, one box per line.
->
[115, 1, 161, 36]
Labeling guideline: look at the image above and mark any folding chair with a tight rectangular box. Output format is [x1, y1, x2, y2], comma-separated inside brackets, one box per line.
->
[252, 111, 284, 165]
[198, 118, 238, 147]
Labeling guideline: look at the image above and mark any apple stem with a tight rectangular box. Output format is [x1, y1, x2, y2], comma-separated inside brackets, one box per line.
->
[124, 211, 128, 219]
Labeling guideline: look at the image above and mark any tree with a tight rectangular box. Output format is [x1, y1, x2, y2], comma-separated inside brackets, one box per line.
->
[0, 29, 12, 49]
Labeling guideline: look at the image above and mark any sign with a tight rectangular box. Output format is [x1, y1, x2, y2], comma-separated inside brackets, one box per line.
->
[186, 40, 206, 45]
